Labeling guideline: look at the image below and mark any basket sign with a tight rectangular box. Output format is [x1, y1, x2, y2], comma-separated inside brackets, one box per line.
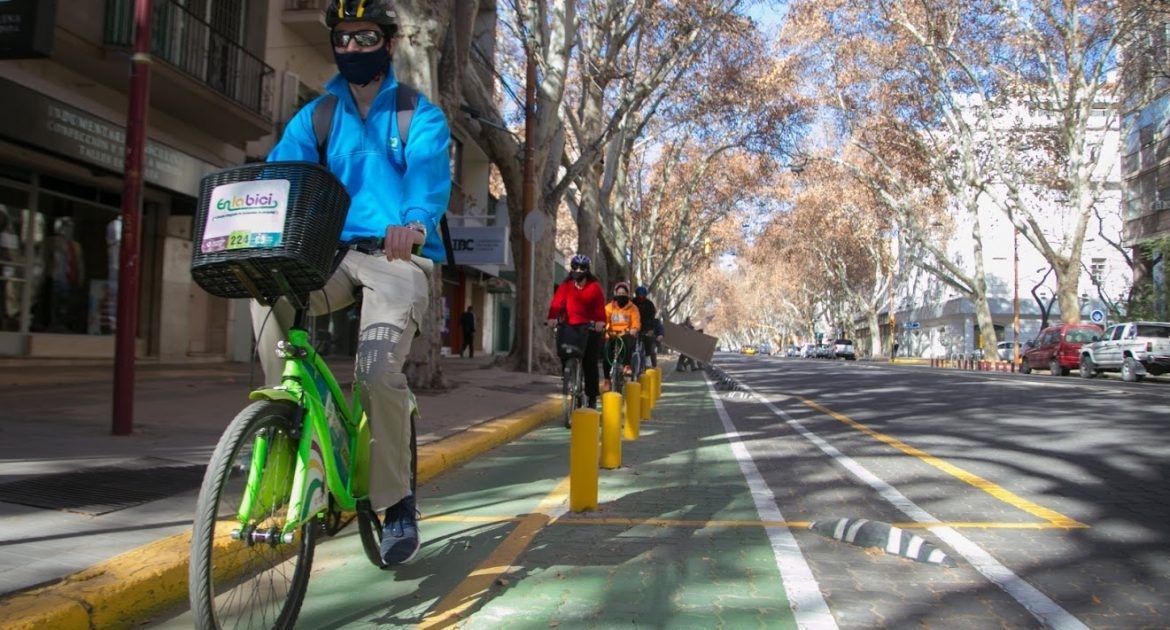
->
[200, 179, 291, 253]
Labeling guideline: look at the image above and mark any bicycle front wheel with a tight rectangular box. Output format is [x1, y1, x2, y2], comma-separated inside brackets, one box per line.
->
[189, 400, 317, 630]
[562, 358, 581, 428]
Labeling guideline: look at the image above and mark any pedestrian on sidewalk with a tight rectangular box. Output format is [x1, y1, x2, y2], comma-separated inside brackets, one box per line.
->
[251, 0, 449, 567]
[460, 306, 476, 358]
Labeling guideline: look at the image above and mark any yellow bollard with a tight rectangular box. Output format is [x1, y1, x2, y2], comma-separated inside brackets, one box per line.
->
[623, 381, 641, 440]
[648, 367, 661, 402]
[639, 374, 652, 420]
[600, 392, 622, 469]
[569, 407, 600, 512]
[640, 372, 656, 410]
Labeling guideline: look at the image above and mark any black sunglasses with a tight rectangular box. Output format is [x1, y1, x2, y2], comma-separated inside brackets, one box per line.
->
[571, 264, 588, 270]
[332, 29, 384, 49]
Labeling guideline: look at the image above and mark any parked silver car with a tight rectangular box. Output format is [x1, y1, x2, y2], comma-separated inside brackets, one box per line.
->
[995, 341, 1019, 361]
[1080, 321, 1170, 382]
[832, 339, 856, 360]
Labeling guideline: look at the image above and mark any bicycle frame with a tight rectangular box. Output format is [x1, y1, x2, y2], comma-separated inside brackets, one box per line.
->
[241, 310, 417, 534]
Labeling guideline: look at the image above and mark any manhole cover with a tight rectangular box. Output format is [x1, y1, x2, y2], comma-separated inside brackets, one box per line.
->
[0, 457, 207, 516]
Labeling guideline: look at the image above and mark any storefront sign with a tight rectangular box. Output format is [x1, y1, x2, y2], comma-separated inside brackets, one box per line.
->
[448, 226, 510, 265]
[0, 0, 56, 59]
[0, 77, 217, 196]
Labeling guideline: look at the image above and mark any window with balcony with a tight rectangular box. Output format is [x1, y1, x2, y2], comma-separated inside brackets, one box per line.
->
[104, 0, 273, 119]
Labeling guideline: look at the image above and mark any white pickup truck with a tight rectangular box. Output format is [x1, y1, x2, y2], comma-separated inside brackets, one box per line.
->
[1079, 321, 1170, 382]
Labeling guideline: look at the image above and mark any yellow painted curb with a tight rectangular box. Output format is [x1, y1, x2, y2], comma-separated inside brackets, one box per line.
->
[0, 396, 563, 630]
[417, 396, 561, 484]
[0, 532, 192, 630]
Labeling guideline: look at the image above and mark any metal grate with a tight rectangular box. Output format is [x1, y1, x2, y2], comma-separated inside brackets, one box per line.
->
[0, 457, 207, 516]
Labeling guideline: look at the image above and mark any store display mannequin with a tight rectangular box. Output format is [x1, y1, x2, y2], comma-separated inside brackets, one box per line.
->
[106, 216, 121, 332]
[0, 206, 20, 329]
[49, 216, 84, 331]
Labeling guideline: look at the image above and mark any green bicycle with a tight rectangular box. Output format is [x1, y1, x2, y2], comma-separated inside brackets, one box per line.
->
[186, 162, 414, 629]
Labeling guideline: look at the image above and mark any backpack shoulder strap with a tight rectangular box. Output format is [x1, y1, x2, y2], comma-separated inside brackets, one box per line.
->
[311, 94, 338, 166]
[395, 83, 419, 145]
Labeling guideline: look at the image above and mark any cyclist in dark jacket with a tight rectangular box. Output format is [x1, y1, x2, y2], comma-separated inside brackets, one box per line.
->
[632, 286, 661, 368]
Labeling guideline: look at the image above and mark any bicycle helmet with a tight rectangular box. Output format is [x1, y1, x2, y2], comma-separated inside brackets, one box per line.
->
[613, 281, 631, 295]
[325, 0, 399, 36]
[635, 285, 648, 297]
[570, 254, 591, 268]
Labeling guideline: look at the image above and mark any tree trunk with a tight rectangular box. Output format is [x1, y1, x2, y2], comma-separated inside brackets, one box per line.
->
[866, 307, 881, 358]
[1055, 262, 1083, 324]
[390, 0, 455, 391]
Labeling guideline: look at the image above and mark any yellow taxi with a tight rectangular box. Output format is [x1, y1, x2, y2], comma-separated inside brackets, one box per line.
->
[740, 345, 757, 355]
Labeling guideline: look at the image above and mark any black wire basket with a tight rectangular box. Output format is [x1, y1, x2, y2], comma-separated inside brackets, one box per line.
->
[190, 162, 350, 303]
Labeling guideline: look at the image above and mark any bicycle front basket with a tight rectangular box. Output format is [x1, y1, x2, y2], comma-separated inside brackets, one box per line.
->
[190, 161, 350, 302]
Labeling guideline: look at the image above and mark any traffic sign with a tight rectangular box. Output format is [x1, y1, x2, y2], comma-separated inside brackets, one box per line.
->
[1089, 309, 1105, 324]
[903, 321, 921, 330]
[522, 211, 549, 242]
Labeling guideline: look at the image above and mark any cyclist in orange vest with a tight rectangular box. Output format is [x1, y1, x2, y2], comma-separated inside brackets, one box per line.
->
[603, 281, 641, 391]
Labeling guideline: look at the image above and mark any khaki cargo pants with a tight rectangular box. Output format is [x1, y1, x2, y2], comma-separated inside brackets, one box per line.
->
[251, 250, 432, 512]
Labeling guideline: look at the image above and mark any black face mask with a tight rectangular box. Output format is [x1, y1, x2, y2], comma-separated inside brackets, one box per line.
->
[615, 296, 630, 307]
[334, 46, 390, 85]
[571, 270, 585, 281]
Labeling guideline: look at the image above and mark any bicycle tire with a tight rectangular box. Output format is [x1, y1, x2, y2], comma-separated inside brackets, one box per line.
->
[610, 354, 625, 393]
[356, 411, 418, 569]
[562, 358, 581, 427]
[189, 400, 316, 630]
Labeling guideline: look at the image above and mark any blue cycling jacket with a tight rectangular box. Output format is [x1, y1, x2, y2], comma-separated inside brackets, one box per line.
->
[268, 69, 452, 262]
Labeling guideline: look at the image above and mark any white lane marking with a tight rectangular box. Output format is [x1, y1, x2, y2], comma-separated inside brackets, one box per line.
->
[734, 380, 1089, 630]
[704, 375, 839, 630]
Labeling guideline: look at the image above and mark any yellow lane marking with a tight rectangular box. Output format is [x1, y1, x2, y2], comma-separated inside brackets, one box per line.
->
[418, 478, 571, 629]
[422, 514, 1083, 530]
[799, 398, 1088, 529]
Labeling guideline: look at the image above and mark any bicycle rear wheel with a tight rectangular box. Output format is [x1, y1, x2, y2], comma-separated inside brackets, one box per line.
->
[189, 400, 316, 630]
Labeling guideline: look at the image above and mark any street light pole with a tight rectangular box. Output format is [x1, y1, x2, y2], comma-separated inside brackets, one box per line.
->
[112, 0, 153, 435]
[888, 227, 896, 362]
[520, 2, 537, 374]
[1012, 226, 1020, 368]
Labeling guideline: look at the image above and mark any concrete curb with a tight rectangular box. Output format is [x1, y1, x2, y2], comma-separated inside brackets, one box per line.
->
[0, 397, 563, 630]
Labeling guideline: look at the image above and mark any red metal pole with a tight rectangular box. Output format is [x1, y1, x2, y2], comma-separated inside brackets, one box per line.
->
[112, 0, 153, 435]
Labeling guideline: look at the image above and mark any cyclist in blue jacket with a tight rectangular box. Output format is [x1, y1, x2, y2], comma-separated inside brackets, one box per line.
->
[250, 0, 451, 567]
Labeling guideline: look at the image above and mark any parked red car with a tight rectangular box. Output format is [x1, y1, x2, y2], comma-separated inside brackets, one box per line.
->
[1020, 323, 1103, 376]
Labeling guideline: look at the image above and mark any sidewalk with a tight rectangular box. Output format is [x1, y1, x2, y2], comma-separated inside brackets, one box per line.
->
[0, 353, 561, 613]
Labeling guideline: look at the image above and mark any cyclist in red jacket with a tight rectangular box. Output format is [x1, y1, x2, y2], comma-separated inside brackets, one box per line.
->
[546, 254, 606, 408]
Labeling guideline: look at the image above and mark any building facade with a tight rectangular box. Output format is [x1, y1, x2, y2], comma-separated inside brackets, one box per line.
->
[0, 0, 514, 362]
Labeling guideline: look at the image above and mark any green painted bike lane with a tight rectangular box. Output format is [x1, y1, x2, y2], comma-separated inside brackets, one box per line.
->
[154, 374, 804, 628]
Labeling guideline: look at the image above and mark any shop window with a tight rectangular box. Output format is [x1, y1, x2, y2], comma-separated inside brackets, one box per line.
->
[29, 193, 121, 335]
[0, 189, 32, 333]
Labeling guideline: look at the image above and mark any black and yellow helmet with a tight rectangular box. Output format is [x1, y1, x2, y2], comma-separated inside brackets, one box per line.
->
[325, 0, 399, 35]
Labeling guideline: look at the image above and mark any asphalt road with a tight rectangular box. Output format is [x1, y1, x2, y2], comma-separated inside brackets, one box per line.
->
[146, 355, 1170, 628]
